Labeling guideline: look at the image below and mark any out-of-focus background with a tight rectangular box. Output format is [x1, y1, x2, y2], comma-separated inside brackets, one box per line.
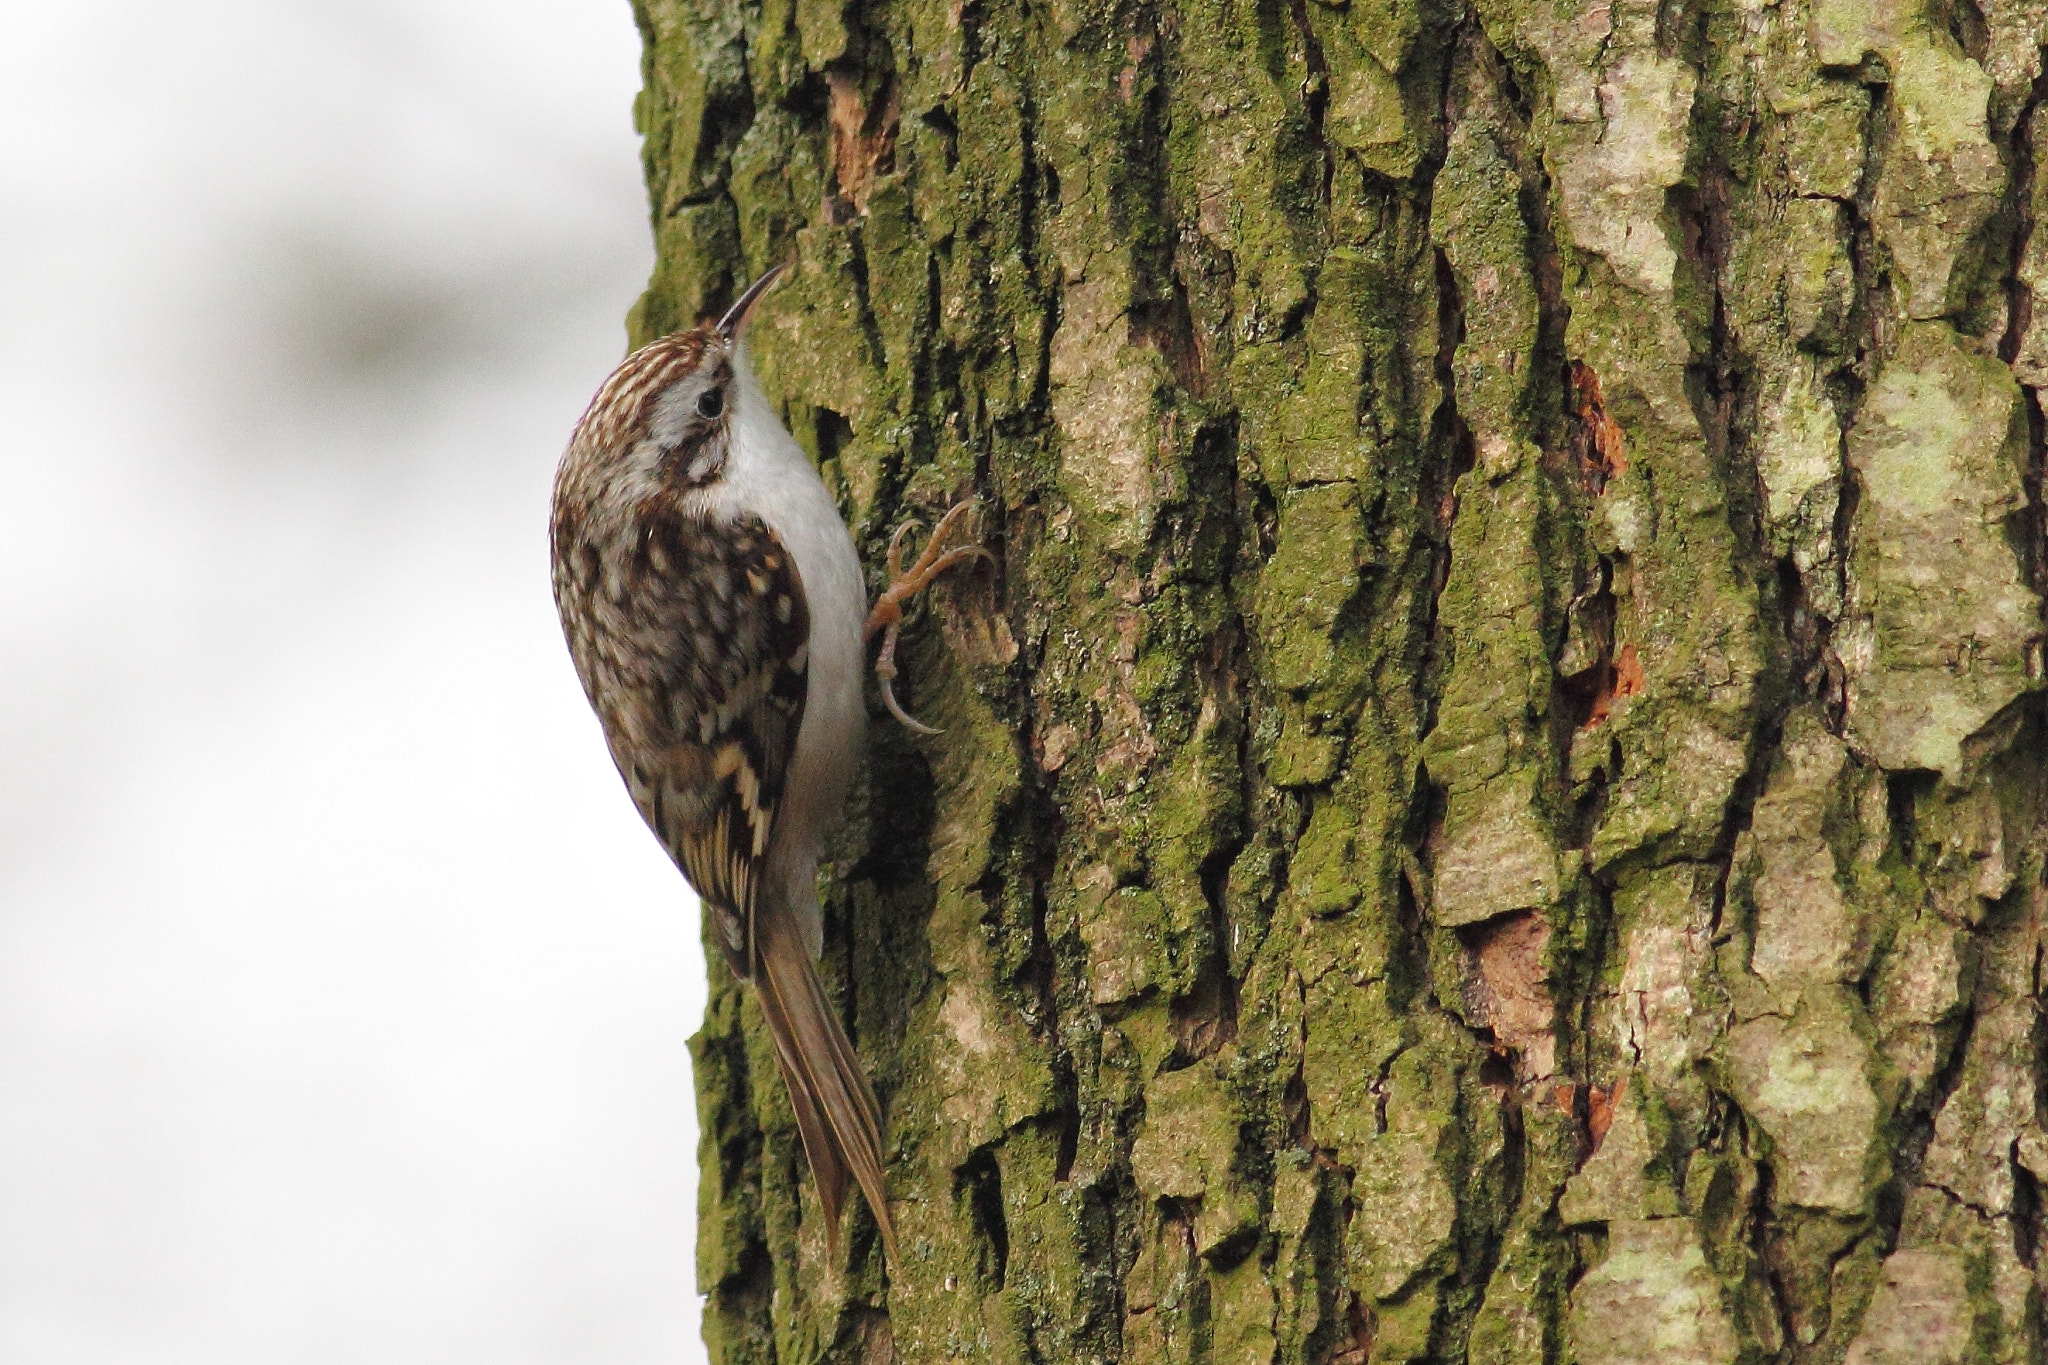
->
[0, 3, 715, 1361]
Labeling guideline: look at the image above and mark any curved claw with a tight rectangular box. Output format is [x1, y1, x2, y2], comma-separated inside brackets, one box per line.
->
[885, 518, 922, 580]
[879, 670, 943, 736]
[875, 622, 942, 735]
[867, 496, 990, 734]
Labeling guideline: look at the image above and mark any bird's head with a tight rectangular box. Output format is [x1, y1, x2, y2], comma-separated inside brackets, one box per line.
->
[563, 264, 786, 502]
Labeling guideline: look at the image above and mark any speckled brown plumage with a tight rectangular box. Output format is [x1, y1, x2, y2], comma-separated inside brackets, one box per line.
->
[553, 497, 809, 960]
[570, 330, 707, 457]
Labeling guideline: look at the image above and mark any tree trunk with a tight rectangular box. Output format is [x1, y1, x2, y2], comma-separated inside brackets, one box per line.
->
[627, 0, 2048, 1360]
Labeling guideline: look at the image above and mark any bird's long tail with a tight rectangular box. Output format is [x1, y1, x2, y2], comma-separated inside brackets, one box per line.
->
[751, 898, 898, 1267]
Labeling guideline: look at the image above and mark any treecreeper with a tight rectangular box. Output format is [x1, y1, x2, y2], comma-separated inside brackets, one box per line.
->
[548, 264, 986, 1269]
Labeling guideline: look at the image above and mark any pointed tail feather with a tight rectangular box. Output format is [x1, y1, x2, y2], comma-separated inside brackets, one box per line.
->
[752, 900, 899, 1267]
[765, 1015, 852, 1250]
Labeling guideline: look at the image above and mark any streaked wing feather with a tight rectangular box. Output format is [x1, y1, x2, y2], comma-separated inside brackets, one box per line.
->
[570, 506, 809, 960]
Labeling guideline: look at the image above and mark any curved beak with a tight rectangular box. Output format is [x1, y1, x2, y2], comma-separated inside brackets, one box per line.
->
[716, 263, 788, 340]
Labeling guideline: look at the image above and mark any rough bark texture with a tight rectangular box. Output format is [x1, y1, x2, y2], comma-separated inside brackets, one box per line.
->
[625, 0, 2048, 1360]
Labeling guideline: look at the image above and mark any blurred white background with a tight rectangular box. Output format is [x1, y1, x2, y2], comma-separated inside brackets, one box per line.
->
[0, 3, 716, 1361]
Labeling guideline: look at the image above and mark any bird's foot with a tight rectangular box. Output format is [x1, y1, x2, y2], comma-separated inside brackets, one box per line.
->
[865, 498, 992, 735]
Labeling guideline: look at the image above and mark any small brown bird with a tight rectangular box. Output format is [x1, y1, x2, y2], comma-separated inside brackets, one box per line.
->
[549, 265, 982, 1266]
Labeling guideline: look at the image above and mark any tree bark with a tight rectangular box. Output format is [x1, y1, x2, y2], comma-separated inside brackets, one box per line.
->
[627, 0, 2048, 1360]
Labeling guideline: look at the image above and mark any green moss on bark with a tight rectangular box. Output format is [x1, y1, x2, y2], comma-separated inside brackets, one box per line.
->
[625, 0, 2048, 1359]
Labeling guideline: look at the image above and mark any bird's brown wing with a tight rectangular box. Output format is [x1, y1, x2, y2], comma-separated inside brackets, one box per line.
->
[554, 497, 900, 1259]
[555, 500, 898, 1265]
[596, 506, 810, 963]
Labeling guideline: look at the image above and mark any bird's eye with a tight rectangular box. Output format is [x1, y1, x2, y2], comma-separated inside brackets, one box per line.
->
[696, 387, 725, 420]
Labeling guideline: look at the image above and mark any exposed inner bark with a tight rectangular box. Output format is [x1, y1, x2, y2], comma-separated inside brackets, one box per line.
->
[630, 0, 2048, 1359]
